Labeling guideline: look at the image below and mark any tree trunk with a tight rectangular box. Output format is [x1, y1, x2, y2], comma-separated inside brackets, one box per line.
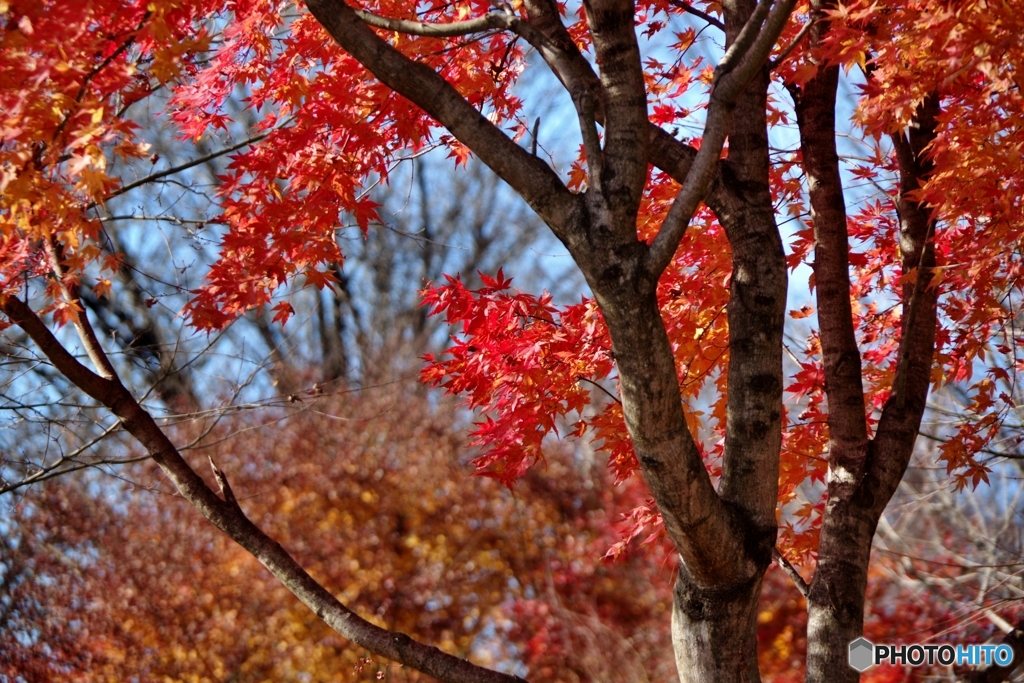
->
[804, 489, 877, 683]
[798, 75, 940, 683]
[672, 567, 765, 682]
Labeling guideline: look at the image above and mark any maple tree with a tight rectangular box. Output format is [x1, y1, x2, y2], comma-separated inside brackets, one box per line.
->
[2, 0, 1024, 681]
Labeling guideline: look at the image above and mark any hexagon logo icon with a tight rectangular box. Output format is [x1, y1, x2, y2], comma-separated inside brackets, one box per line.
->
[849, 637, 875, 672]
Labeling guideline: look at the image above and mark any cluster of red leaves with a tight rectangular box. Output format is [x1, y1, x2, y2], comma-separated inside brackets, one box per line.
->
[171, 0, 528, 328]
[421, 196, 734, 551]
[0, 0, 210, 318]
[1, 0, 527, 329]
[422, 270, 617, 485]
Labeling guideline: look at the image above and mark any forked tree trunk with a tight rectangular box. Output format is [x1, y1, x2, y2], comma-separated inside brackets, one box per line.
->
[793, 4, 941, 679]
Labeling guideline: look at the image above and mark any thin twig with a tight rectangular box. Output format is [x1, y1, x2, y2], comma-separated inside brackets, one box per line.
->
[0, 453, 154, 495]
[774, 547, 811, 598]
[665, 0, 725, 30]
[96, 131, 270, 206]
[769, 18, 814, 70]
[208, 455, 238, 506]
[578, 377, 622, 405]
[0, 418, 125, 495]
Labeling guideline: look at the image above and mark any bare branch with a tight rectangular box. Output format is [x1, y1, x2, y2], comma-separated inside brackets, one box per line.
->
[0, 452, 153, 495]
[577, 376, 621, 405]
[46, 239, 119, 381]
[353, 7, 512, 37]
[665, 0, 725, 30]
[0, 418, 126, 495]
[209, 455, 238, 506]
[1, 297, 528, 683]
[99, 131, 270, 205]
[574, 89, 604, 193]
[774, 548, 810, 598]
[0, 296, 120, 404]
[770, 18, 813, 69]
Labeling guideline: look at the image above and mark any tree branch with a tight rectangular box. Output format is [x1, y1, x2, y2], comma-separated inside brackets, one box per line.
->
[773, 548, 810, 598]
[804, 89, 940, 683]
[580, 0, 649, 217]
[0, 296, 121, 404]
[718, 0, 773, 76]
[515, 0, 711, 211]
[209, 455, 238, 506]
[0, 418, 128, 495]
[353, 7, 513, 38]
[46, 238, 119, 381]
[869, 93, 940, 514]
[665, 0, 725, 30]
[98, 131, 270, 205]
[791, 27, 869, 470]
[574, 87, 604, 193]
[518, 0, 604, 108]
[770, 18, 813, 69]
[0, 296, 528, 683]
[645, 0, 798, 276]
